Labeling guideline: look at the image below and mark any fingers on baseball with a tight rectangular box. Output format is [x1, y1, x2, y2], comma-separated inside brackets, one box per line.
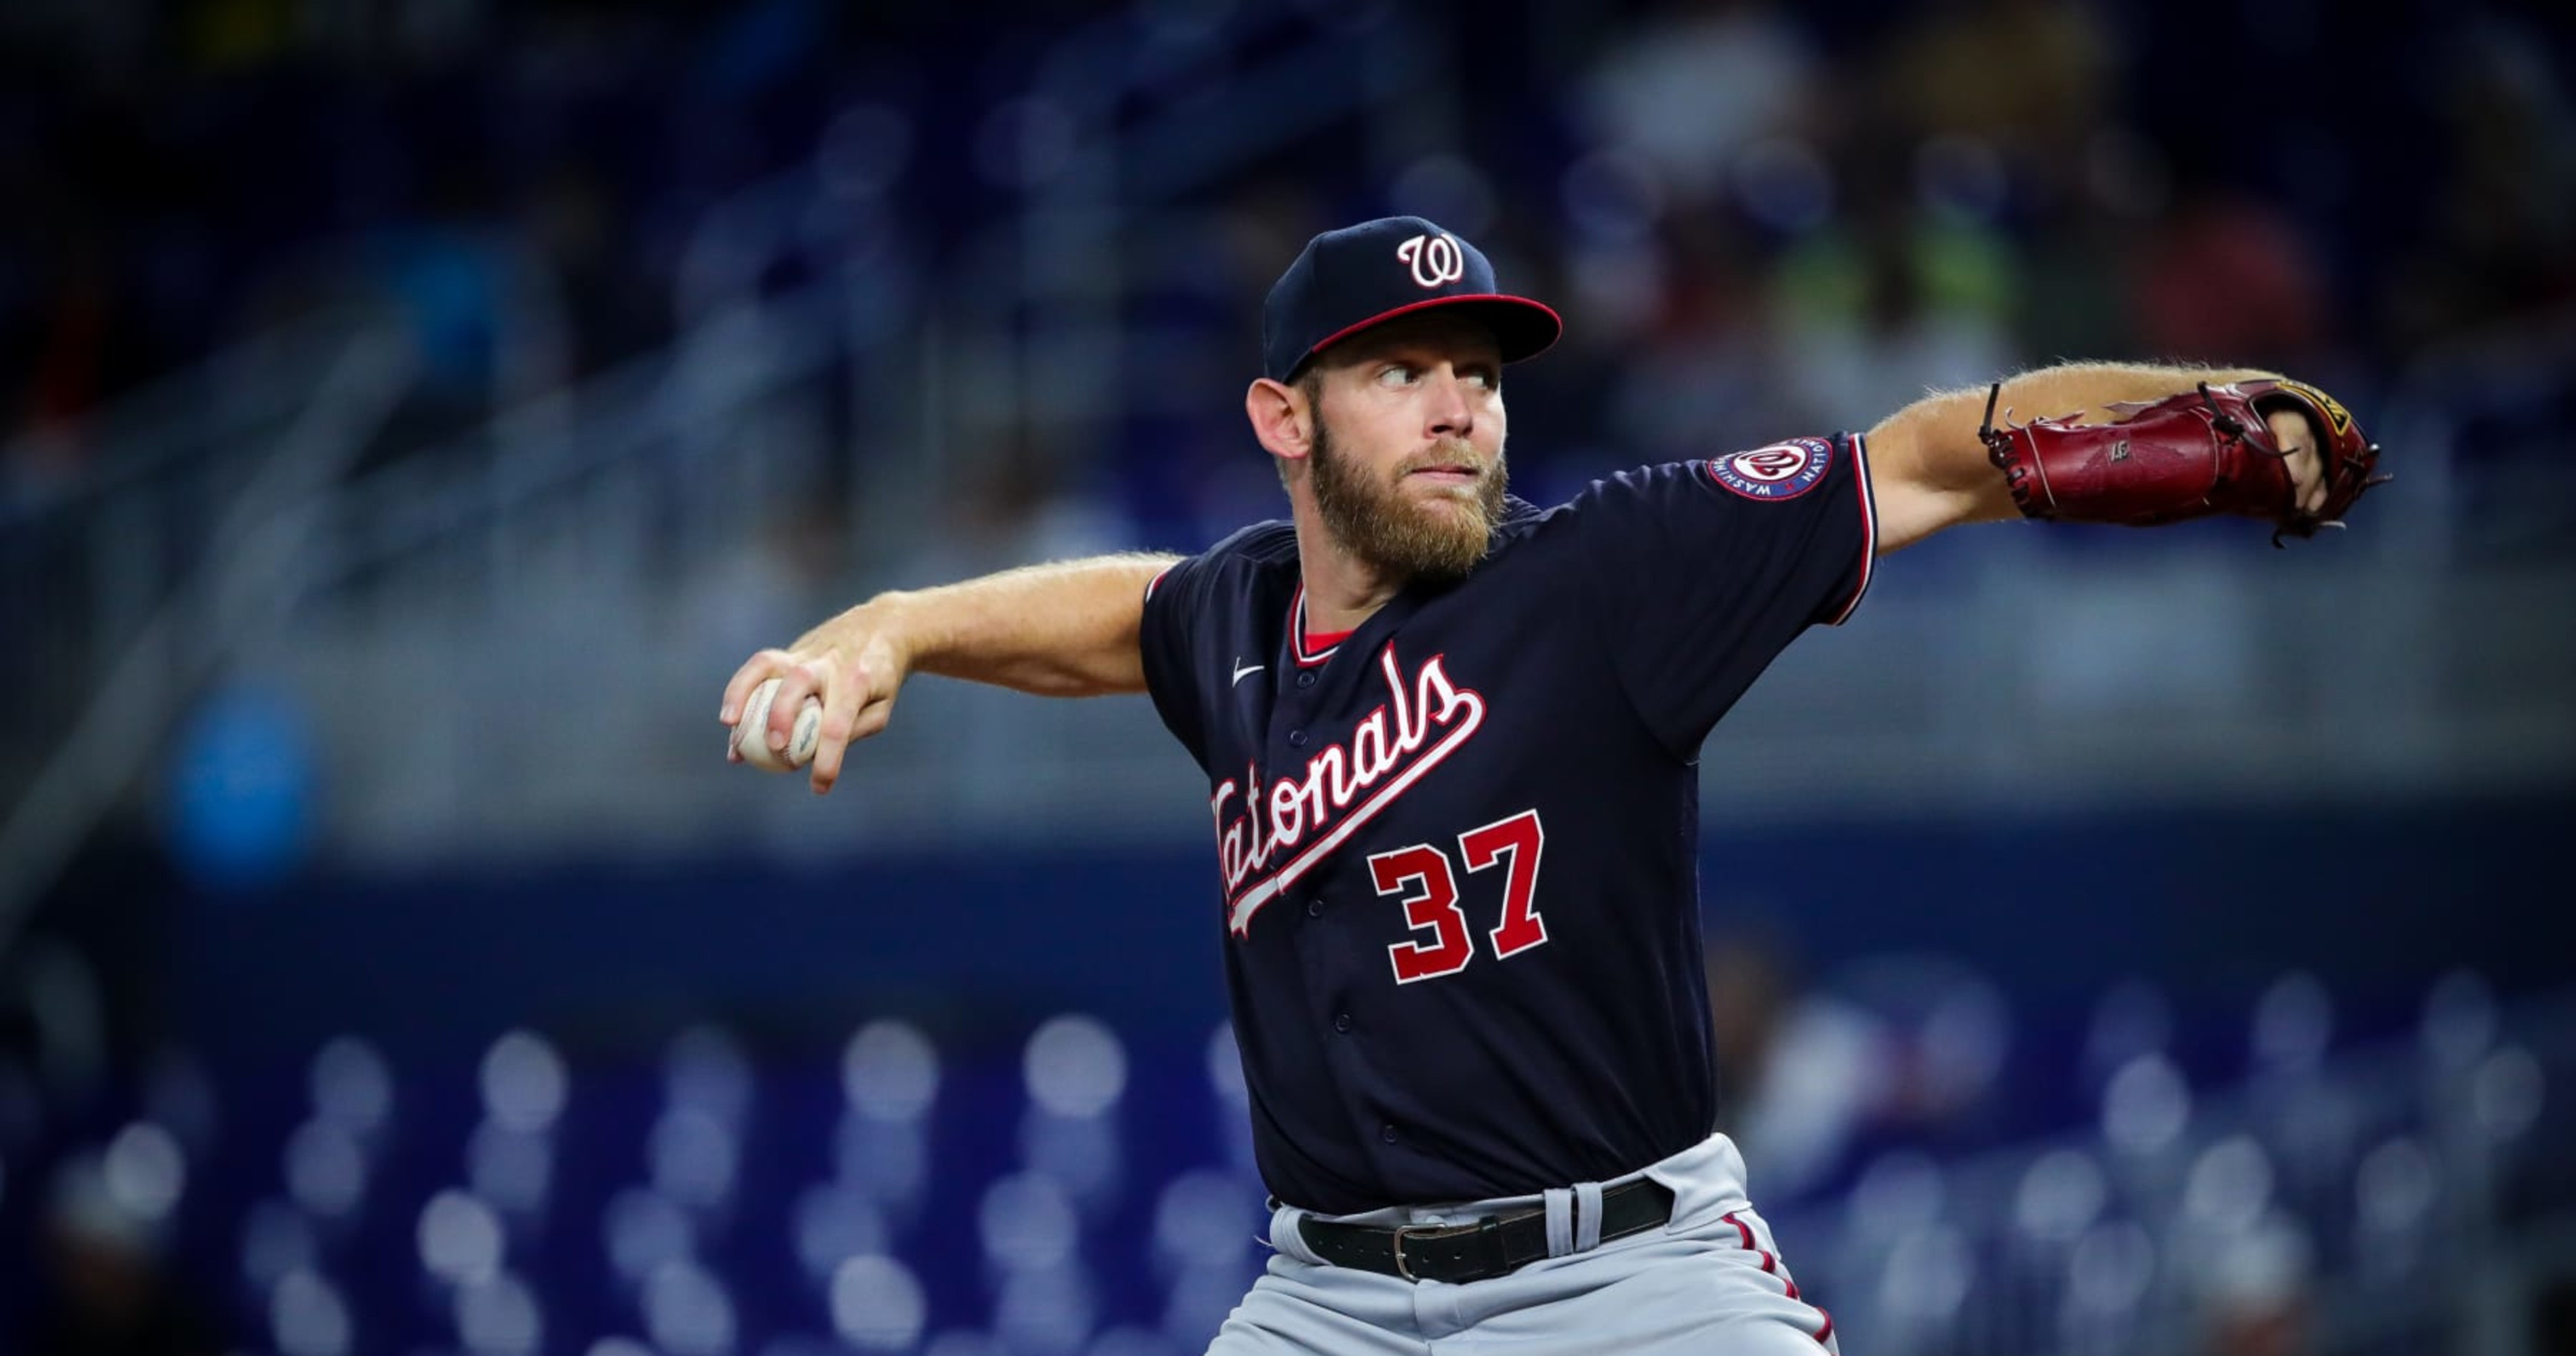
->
[811, 660, 900, 793]
[719, 648, 795, 725]
[811, 697, 890, 794]
[763, 658, 827, 752]
[809, 661, 865, 793]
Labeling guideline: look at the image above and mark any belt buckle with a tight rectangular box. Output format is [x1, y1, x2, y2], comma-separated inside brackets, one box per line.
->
[1389, 1219, 1488, 1283]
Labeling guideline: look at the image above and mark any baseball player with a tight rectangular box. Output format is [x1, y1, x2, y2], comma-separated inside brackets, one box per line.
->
[719, 216, 2383, 1355]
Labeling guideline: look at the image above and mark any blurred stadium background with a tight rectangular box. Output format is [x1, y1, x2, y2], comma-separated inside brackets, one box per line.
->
[2, 1, 2573, 1353]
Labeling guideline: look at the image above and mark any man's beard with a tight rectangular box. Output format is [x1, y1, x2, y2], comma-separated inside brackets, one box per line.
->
[1308, 420, 1508, 582]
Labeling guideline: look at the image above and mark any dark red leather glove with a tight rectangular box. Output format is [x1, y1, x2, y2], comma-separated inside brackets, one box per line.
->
[1981, 378, 2387, 545]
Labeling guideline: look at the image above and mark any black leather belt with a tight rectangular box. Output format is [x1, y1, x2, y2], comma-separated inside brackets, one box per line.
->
[1294, 1179, 1674, 1284]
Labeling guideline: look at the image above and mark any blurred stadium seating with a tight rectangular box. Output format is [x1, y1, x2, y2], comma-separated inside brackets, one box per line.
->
[1, 1, 2571, 1353]
[2, 972, 2570, 1354]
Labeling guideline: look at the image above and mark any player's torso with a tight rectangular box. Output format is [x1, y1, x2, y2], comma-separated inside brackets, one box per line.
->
[1187, 510, 1717, 1214]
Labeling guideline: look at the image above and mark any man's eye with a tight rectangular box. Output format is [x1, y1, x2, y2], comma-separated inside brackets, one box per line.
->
[1378, 365, 1417, 386]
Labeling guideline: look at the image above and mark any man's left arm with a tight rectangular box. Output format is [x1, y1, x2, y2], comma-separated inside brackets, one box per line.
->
[1864, 361, 2384, 553]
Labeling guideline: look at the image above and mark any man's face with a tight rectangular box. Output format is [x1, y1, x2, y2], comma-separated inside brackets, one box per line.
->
[1302, 313, 1510, 582]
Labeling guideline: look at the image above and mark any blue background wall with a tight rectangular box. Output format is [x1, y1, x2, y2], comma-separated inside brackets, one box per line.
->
[171, 792, 2568, 1070]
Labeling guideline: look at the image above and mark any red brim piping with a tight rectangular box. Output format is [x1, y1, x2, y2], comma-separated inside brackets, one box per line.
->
[1297, 294, 1564, 373]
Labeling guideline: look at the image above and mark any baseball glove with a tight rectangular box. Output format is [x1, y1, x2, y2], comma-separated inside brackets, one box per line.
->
[1979, 378, 2388, 546]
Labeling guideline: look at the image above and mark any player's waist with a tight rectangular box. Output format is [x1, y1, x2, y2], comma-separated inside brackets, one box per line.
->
[1266, 1130, 1749, 1285]
[1290, 1178, 1672, 1284]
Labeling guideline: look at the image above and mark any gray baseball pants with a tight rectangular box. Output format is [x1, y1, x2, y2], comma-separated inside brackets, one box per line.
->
[1207, 1132, 1840, 1355]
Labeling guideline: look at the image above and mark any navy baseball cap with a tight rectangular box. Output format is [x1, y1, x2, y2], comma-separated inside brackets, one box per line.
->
[1262, 216, 1562, 382]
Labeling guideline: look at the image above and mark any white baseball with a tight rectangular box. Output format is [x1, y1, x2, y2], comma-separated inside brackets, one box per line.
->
[734, 677, 824, 773]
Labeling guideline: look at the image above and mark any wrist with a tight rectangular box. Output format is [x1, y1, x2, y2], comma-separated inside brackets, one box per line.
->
[852, 591, 925, 675]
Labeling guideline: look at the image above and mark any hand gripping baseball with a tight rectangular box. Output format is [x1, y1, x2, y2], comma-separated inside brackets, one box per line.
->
[719, 614, 911, 795]
[1979, 378, 2388, 546]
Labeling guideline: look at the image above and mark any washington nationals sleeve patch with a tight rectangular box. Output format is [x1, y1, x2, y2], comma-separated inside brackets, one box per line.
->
[1705, 437, 1833, 502]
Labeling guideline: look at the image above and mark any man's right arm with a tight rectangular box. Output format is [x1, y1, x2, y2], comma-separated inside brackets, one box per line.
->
[719, 552, 1179, 795]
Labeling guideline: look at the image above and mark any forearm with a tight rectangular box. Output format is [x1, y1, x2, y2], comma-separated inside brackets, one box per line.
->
[1868, 361, 2277, 550]
[1998, 361, 2274, 423]
[819, 553, 1177, 697]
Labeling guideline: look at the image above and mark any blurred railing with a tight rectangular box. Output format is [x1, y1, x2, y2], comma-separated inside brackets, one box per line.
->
[0, 313, 420, 942]
[1, 308, 400, 695]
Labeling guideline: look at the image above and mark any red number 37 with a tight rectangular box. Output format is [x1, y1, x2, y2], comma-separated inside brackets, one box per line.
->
[1367, 809, 1548, 984]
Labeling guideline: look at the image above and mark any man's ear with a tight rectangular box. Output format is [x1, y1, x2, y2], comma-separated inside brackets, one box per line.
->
[1246, 377, 1313, 466]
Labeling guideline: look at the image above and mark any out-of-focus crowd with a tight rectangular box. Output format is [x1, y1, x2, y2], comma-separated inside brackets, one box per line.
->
[5, 0, 2570, 534]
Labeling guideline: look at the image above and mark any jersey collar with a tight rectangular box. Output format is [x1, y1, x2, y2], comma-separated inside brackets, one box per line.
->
[1286, 499, 1542, 667]
[1288, 584, 1343, 667]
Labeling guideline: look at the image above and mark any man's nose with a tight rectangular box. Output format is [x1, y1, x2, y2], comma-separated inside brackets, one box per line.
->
[1426, 371, 1474, 437]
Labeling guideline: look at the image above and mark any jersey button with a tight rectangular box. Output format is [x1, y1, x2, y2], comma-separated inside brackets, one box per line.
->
[1333, 1013, 1352, 1033]
[1295, 671, 1317, 690]
[1306, 898, 1324, 918]
[1287, 730, 1306, 748]
[1380, 1123, 1400, 1144]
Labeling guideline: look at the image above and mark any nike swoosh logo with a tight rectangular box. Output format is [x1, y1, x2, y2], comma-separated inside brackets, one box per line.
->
[1232, 660, 1265, 687]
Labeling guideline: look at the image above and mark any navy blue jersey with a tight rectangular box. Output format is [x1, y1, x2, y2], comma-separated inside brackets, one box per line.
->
[1140, 435, 1879, 1215]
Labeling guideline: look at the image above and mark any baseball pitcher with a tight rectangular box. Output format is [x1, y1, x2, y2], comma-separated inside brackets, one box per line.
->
[720, 217, 2383, 1355]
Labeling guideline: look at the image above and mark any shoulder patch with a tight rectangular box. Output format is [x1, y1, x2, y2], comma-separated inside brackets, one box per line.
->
[1706, 437, 1833, 502]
